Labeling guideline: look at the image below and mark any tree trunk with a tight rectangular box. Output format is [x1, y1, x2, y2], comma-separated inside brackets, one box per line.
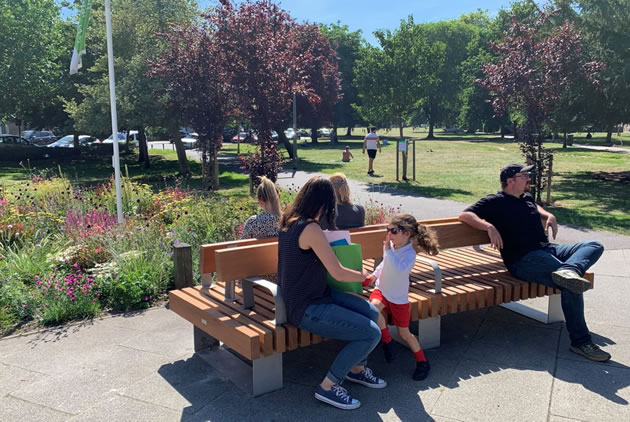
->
[73, 133, 80, 149]
[211, 143, 219, 190]
[332, 123, 338, 144]
[606, 128, 613, 144]
[311, 125, 319, 144]
[275, 126, 294, 159]
[346, 126, 352, 137]
[167, 121, 190, 176]
[500, 125, 505, 139]
[427, 120, 435, 139]
[562, 131, 567, 149]
[139, 127, 150, 168]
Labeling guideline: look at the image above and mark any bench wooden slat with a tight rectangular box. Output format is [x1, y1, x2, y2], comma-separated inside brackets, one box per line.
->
[169, 289, 260, 360]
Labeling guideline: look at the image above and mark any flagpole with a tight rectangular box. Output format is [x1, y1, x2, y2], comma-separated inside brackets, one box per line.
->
[105, 0, 124, 224]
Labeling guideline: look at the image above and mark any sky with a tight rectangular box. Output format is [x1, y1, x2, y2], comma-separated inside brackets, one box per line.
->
[198, 0, 516, 45]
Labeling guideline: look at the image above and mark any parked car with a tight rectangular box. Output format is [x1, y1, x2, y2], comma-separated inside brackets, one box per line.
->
[22, 130, 57, 145]
[231, 132, 257, 143]
[47, 135, 99, 148]
[223, 127, 238, 142]
[318, 128, 331, 138]
[0, 134, 33, 146]
[284, 128, 296, 139]
[181, 137, 198, 150]
[102, 131, 140, 147]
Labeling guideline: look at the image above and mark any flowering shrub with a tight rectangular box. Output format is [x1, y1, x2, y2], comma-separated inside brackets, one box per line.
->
[36, 269, 101, 325]
[364, 199, 403, 225]
[64, 209, 119, 241]
[240, 143, 287, 182]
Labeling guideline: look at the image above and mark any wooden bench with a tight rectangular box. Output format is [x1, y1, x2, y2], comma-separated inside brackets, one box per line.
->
[169, 217, 594, 396]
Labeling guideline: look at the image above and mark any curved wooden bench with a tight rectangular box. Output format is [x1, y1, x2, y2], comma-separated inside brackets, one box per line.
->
[169, 217, 593, 396]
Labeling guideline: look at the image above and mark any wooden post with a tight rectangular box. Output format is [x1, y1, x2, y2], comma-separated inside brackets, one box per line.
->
[546, 158, 553, 205]
[173, 243, 193, 289]
[396, 141, 400, 180]
[413, 139, 416, 181]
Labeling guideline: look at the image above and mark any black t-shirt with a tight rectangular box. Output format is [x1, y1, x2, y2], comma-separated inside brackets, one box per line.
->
[464, 192, 549, 268]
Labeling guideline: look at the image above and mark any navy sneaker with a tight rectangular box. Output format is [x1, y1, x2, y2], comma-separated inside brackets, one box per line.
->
[413, 360, 431, 380]
[345, 367, 387, 389]
[383, 342, 395, 363]
[314, 384, 360, 410]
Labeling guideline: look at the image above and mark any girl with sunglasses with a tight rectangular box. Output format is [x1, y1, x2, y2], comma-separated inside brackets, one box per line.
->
[365, 214, 439, 380]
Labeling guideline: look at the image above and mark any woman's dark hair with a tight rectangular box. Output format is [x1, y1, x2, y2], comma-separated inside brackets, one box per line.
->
[280, 176, 337, 231]
[390, 214, 439, 256]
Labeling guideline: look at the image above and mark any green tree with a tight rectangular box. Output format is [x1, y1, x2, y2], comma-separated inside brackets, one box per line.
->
[320, 23, 365, 137]
[577, 0, 630, 143]
[0, 0, 66, 130]
[66, 0, 198, 169]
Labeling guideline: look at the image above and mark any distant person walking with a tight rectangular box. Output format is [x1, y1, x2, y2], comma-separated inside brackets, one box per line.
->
[362, 127, 381, 175]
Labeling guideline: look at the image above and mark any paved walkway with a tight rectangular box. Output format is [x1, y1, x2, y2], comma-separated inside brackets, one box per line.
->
[2, 168, 629, 421]
[572, 143, 629, 154]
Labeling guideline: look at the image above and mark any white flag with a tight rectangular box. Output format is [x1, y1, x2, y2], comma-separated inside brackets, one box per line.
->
[70, 0, 93, 75]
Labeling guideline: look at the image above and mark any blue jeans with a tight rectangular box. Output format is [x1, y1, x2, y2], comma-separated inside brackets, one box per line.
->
[509, 241, 604, 347]
[299, 288, 381, 384]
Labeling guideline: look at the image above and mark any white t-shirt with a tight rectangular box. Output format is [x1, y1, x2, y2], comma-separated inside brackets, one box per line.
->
[364, 133, 379, 150]
[371, 242, 416, 304]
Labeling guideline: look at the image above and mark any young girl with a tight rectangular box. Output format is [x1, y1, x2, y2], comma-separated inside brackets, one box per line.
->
[365, 214, 439, 380]
[240, 176, 281, 239]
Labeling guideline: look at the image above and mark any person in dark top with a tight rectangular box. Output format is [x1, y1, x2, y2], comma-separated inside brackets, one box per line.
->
[329, 173, 365, 229]
[459, 163, 610, 362]
[278, 176, 385, 410]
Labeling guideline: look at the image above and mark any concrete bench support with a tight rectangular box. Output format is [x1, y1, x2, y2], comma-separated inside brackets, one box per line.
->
[198, 347, 283, 397]
[501, 294, 564, 324]
[389, 316, 441, 350]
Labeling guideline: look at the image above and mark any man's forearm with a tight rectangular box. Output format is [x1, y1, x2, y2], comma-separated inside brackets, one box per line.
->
[459, 211, 493, 231]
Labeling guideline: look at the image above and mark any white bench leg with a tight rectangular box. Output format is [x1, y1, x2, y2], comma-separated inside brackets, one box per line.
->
[500, 294, 565, 324]
[388, 316, 441, 350]
[252, 353, 283, 397]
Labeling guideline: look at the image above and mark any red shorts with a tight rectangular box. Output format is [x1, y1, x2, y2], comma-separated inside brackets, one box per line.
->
[369, 289, 409, 328]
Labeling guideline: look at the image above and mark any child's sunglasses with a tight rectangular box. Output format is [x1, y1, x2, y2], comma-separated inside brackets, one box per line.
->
[386, 226, 405, 235]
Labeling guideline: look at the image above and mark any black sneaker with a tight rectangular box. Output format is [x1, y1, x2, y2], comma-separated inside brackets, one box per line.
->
[570, 343, 611, 362]
[383, 342, 395, 363]
[315, 384, 360, 410]
[413, 361, 431, 380]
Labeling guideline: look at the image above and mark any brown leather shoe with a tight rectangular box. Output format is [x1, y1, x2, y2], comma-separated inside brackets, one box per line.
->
[570, 343, 611, 362]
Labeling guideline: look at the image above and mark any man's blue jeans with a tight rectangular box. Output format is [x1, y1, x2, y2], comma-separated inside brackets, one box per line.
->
[509, 241, 604, 347]
[299, 288, 381, 384]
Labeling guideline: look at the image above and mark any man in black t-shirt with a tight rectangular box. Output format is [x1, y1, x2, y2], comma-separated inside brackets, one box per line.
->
[459, 163, 610, 362]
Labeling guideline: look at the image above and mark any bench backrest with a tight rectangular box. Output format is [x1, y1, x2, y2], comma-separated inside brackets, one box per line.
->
[212, 218, 492, 282]
[199, 217, 463, 275]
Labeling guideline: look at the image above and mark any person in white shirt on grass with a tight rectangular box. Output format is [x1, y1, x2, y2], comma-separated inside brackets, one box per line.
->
[362, 127, 381, 175]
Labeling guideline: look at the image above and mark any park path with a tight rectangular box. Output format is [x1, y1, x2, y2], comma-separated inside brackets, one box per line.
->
[572, 143, 629, 154]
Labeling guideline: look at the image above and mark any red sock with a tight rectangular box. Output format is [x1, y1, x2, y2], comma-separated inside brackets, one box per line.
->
[381, 328, 392, 344]
[414, 349, 427, 362]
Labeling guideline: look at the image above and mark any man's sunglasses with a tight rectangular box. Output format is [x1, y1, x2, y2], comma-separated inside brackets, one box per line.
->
[386, 226, 405, 234]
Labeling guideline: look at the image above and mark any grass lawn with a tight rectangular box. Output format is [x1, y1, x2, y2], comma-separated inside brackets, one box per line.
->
[0, 149, 250, 198]
[224, 132, 630, 235]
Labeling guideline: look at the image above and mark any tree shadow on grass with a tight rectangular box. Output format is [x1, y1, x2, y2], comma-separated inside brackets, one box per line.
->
[364, 180, 471, 200]
[547, 170, 630, 234]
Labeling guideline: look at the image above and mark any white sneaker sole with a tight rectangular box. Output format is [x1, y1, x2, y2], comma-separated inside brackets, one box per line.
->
[552, 271, 591, 293]
[314, 392, 361, 410]
[344, 375, 387, 389]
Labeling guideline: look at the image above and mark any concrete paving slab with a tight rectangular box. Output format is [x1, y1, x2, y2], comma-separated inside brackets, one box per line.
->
[0, 321, 139, 375]
[121, 354, 231, 415]
[583, 275, 630, 327]
[67, 393, 181, 422]
[558, 322, 630, 369]
[0, 395, 72, 422]
[550, 358, 630, 421]
[10, 346, 172, 414]
[590, 250, 630, 278]
[432, 360, 554, 422]
[0, 362, 43, 396]
[118, 324, 193, 360]
[485, 303, 563, 330]
[434, 310, 484, 361]
[548, 415, 584, 422]
[465, 319, 560, 371]
[103, 306, 189, 333]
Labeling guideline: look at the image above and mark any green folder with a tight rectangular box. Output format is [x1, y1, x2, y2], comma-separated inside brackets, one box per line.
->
[327, 243, 363, 293]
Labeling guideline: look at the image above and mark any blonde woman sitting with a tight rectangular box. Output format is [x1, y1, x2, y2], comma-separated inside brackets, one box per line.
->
[241, 176, 281, 239]
[329, 173, 365, 229]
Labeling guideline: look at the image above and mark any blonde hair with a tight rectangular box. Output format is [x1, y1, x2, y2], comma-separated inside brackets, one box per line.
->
[390, 214, 439, 256]
[329, 172, 352, 205]
[257, 176, 281, 218]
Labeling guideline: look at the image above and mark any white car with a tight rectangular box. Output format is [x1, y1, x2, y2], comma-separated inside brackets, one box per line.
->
[102, 131, 140, 147]
[181, 137, 198, 149]
[47, 135, 99, 148]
